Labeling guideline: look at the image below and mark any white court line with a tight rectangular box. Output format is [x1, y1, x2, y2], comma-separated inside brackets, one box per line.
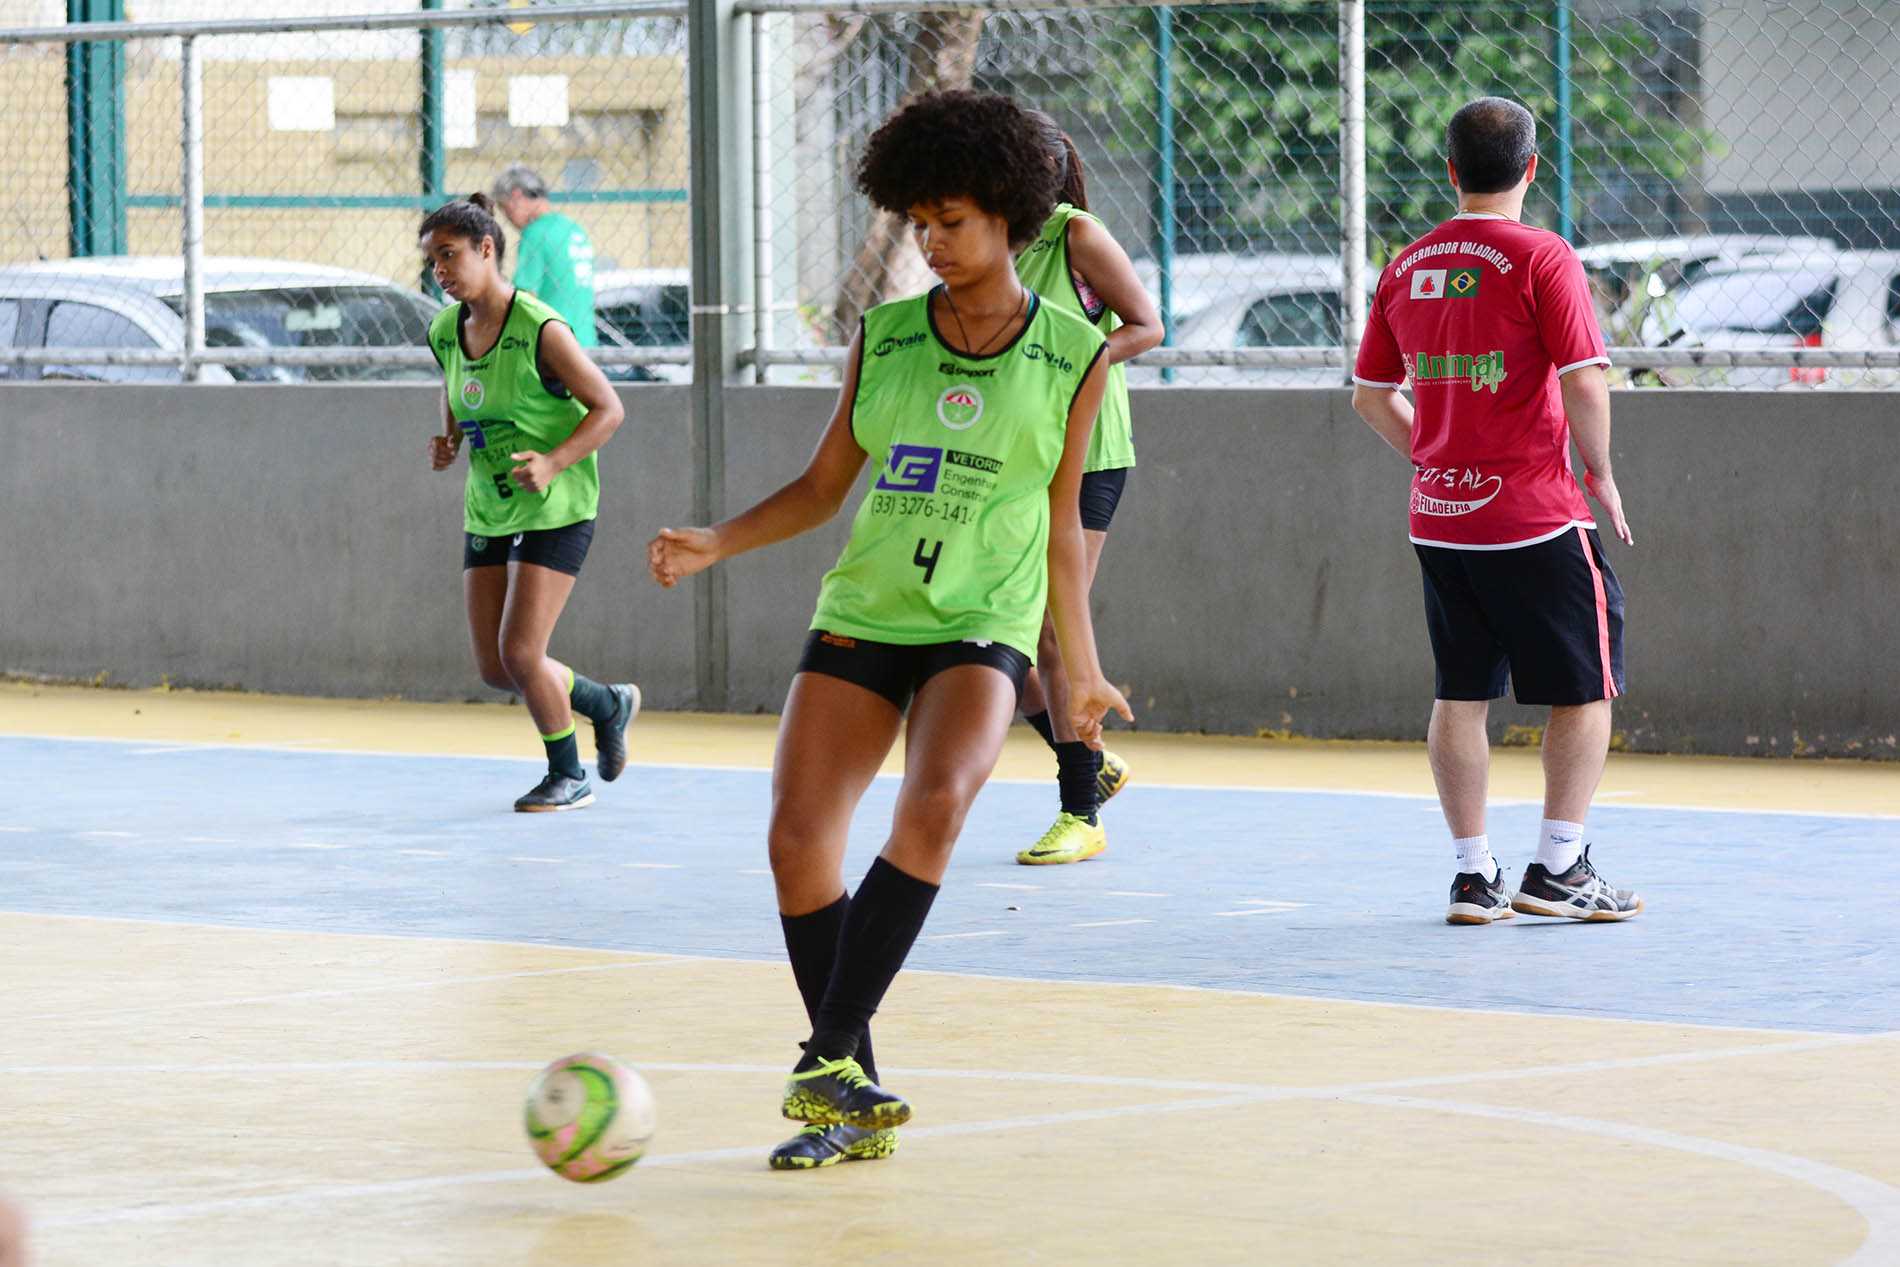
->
[7, 957, 701, 1026]
[622, 862, 682, 870]
[506, 856, 565, 865]
[25, 1042, 1900, 1249]
[1213, 907, 1301, 917]
[17, 731, 1900, 821]
[735, 868, 772, 876]
[974, 882, 1040, 891]
[6, 907, 1873, 1040]
[1070, 918, 1152, 929]
[0, 826, 31, 833]
[1106, 890, 1170, 898]
[287, 842, 350, 852]
[1237, 899, 1306, 908]
[76, 830, 137, 839]
[1347, 1094, 1900, 1266]
[396, 849, 449, 858]
[180, 836, 236, 845]
[922, 930, 1010, 941]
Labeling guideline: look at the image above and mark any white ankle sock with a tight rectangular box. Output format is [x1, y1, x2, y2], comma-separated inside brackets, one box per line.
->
[1453, 834, 1497, 882]
[1536, 819, 1586, 873]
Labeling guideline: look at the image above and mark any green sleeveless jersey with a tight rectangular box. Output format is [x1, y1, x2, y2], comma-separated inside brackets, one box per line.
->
[811, 288, 1107, 660]
[1015, 203, 1135, 473]
[428, 290, 597, 537]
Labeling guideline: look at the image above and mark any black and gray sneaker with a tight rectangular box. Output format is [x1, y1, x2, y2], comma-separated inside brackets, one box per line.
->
[1447, 865, 1515, 925]
[594, 683, 642, 783]
[781, 1050, 912, 1129]
[1512, 846, 1643, 921]
[767, 1122, 900, 1171]
[513, 772, 596, 813]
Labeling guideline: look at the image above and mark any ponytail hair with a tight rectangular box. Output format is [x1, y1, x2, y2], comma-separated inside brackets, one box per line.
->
[419, 192, 507, 268]
[1028, 109, 1090, 212]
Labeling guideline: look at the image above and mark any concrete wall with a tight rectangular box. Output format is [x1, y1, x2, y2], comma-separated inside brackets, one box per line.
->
[3, 382, 1898, 757]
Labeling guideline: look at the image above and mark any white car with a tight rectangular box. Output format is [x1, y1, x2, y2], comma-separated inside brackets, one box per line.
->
[0, 256, 438, 383]
[591, 267, 692, 383]
[1575, 234, 1838, 351]
[1128, 254, 1356, 386]
[1633, 249, 1900, 388]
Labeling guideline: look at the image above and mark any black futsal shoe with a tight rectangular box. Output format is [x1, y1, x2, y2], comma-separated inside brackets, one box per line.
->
[513, 772, 596, 813]
[767, 1123, 900, 1171]
[1512, 846, 1643, 921]
[594, 683, 642, 783]
[781, 1050, 912, 1129]
[1446, 865, 1515, 925]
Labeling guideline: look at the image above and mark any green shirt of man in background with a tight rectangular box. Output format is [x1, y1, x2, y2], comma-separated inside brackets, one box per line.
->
[492, 164, 598, 348]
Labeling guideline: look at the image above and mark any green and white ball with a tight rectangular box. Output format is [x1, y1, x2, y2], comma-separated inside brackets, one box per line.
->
[524, 1052, 655, 1183]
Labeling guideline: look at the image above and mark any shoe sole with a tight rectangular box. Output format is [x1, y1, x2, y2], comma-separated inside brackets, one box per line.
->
[1510, 893, 1644, 921]
[1446, 902, 1514, 925]
[515, 793, 596, 814]
[1016, 839, 1107, 866]
[781, 1088, 913, 1130]
[767, 1131, 899, 1171]
[596, 684, 643, 784]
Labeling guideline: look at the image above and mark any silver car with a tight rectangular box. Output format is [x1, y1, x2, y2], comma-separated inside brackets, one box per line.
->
[0, 256, 438, 383]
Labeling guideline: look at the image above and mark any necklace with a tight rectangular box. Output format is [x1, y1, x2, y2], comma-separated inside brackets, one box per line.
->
[942, 283, 1027, 358]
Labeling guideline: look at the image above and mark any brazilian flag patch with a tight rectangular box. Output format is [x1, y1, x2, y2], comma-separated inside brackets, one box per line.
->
[1448, 267, 1481, 298]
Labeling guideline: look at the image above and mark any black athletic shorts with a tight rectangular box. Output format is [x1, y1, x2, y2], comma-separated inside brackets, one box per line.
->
[1414, 526, 1625, 706]
[462, 519, 595, 576]
[796, 630, 1031, 713]
[1079, 467, 1129, 532]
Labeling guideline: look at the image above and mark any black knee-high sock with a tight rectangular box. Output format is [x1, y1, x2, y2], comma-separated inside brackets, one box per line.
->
[808, 857, 939, 1058]
[780, 896, 876, 1082]
[568, 671, 617, 724]
[1054, 741, 1101, 822]
[541, 726, 584, 780]
[1024, 709, 1058, 752]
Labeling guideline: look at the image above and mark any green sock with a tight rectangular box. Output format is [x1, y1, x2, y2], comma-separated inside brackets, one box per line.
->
[567, 668, 617, 724]
[542, 725, 583, 780]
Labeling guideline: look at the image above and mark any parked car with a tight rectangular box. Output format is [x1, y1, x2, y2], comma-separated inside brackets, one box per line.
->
[1128, 253, 1360, 386]
[1576, 234, 1838, 352]
[0, 256, 438, 383]
[1633, 249, 1900, 388]
[592, 267, 692, 383]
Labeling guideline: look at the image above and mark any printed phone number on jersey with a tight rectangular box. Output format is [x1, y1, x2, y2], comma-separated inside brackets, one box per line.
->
[869, 493, 977, 525]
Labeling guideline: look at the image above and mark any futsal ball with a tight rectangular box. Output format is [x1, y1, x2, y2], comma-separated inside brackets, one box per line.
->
[524, 1052, 656, 1183]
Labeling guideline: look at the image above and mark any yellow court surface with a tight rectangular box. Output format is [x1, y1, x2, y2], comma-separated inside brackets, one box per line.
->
[2, 683, 1898, 1265]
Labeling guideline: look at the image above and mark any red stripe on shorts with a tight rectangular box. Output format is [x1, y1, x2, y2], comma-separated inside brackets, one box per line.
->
[1576, 526, 1617, 700]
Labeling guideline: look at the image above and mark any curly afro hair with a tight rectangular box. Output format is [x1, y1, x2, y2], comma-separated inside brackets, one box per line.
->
[855, 89, 1061, 249]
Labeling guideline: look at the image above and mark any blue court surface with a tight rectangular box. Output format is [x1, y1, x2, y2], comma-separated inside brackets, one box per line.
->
[4, 736, 1896, 1034]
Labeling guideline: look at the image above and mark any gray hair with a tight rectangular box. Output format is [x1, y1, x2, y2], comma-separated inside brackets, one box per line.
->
[491, 164, 549, 201]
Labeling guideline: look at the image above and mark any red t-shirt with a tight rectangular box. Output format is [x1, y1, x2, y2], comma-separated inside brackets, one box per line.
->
[1354, 213, 1609, 549]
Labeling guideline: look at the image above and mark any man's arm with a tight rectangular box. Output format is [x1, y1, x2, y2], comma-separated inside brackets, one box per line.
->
[1559, 364, 1632, 545]
[1351, 384, 1414, 459]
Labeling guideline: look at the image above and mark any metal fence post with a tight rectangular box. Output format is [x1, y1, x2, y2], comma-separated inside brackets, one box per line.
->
[687, 0, 751, 711]
[65, 0, 127, 257]
[180, 33, 206, 383]
[1153, 5, 1175, 385]
[419, 0, 446, 296]
[1553, 0, 1575, 241]
[1339, 0, 1366, 385]
[750, 10, 771, 384]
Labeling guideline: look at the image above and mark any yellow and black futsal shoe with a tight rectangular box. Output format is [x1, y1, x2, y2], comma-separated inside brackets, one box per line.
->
[767, 1123, 900, 1171]
[1096, 749, 1132, 803]
[594, 683, 642, 783]
[782, 1054, 912, 1129]
[513, 773, 595, 813]
[1017, 812, 1107, 866]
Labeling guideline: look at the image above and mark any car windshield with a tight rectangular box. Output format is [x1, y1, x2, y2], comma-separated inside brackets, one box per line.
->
[162, 285, 434, 380]
[1672, 269, 1838, 336]
[597, 285, 690, 346]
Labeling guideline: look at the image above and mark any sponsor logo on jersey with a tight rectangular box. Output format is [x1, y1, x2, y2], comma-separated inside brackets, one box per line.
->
[501, 334, 532, 352]
[461, 378, 486, 409]
[945, 449, 1002, 475]
[1411, 350, 1507, 393]
[1412, 467, 1504, 516]
[1448, 267, 1481, 297]
[873, 331, 928, 358]
[1410, 268, 1447, 300]
[1021, 342, 1075, 374]
[875, 443, 943, 493]
[458, 419, 489, 450]
[936, 384, 985, 431]
[940, 361, 997, 378]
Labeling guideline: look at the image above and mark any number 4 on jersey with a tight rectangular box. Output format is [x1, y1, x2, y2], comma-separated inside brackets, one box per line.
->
[913, 538, 943, 584]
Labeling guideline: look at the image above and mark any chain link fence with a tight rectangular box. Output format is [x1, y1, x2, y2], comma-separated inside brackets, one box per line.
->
[4, 0, 1899, 386]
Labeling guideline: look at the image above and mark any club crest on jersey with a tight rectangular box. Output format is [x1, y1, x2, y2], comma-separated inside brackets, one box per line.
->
[1411, 268, 1447, 300]
[875, 444, 942, 493]
[461, 378, 486, 409]
[937, 384, 985, 431]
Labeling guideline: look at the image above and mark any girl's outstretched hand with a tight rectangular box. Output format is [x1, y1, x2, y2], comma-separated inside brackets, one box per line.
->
[647, 526, 721, 588]
[1068, 675, 1134, 750]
